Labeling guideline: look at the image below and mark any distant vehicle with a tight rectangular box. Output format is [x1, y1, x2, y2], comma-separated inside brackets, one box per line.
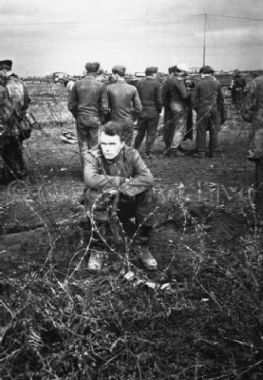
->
[134, 72, 146, 78]
[52, 72, 69, 83]
[188, 67, 200, 74]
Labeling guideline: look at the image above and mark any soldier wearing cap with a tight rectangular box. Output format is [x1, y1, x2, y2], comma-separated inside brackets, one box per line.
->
[102, 65, 142, 146]
[0, 59, 31, 183]
[68, 62, 107, 168]
[230, 69, 246, 109]
[192, 65, 225, 158]
[133, 66, 162, 157]
[161, 65, 189, 157]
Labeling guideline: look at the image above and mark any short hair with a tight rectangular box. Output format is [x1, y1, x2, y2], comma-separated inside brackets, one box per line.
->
[101, 121, 126, 141]
[199, 65, 214, 74]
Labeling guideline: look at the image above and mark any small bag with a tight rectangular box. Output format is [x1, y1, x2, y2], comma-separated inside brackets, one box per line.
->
[26, 112, 38, 128]
[19, 116, 32, 140]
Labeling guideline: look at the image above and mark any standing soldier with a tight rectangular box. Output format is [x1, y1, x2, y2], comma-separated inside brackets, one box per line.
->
[0, 75, 15, 183]
[102, 65, 142, 146]
[231, 69, 246, 109]
[68, 62, 106, 167]
[162, 65, 189, 157]
[133, 66, 162, 158]
[183, 72, 195, 142]
[0, 60, 31, 182]
[192, 65, 225, 158]
[162, 66, 174, 154]
[63, 75, 75, 93]
[241, 74, 263, 222]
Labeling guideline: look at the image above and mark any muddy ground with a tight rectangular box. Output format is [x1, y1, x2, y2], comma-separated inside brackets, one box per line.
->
[0, 84, 263, 379]
[0, 100, 255, 275]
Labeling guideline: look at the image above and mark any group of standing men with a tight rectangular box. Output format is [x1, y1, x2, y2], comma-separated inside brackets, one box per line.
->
[2, 58, 262, 271]
[67, 61, 226, 272]
[68, 62, 143, 163]
[68, 62, 160, 272]
[68, 61, 226, 163]
[162, 64, 225, 158]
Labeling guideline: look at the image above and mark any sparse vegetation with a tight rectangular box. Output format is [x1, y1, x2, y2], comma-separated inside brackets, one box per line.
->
[0, 82, 263, 379]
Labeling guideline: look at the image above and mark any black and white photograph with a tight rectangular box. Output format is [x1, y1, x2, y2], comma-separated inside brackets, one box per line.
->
[0, 0, 263, 378]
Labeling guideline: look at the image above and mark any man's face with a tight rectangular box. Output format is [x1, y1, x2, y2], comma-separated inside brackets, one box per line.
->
[100, 131, 124, 160]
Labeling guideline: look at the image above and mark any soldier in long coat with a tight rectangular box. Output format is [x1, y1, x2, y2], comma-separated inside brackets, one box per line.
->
[134, 66, 162, 157]
[162, 65, 189, 157]
[192, 65, 225, 158]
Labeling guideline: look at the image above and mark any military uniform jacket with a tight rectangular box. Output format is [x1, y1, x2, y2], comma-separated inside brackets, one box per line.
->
[68, 74, 106, 118]
[192, 76, 224, 115]
[83, 145, 154, 197]
[6, 74, 31, 119]
[2, 75, 31, 139]
[0, 85, 13, 123]
[232, 76, 246, 90]
[0, 84, 14, 137]
[163, 75, 189, 106]
[102, 80, 142, 122]
[136, 76, 162, 118]
[241, 75, 263, 159]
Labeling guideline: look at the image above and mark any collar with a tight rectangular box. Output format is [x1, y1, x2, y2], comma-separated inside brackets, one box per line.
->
[201, 74, 212, 78]
[85, 73, 97, 78]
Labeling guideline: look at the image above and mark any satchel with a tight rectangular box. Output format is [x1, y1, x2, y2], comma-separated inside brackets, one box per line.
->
[19, 116, 32, 140]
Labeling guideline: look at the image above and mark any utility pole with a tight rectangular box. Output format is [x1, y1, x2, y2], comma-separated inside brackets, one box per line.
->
[202, 13, 207, 66]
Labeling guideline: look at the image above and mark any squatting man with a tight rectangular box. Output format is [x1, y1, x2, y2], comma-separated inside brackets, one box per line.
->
[82, 121, 158, 272]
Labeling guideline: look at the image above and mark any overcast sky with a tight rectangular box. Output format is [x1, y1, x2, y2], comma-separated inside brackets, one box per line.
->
[0, 0, 262, 76]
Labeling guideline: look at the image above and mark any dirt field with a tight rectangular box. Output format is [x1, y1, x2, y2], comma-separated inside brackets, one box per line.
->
[0, 82, 263, 379]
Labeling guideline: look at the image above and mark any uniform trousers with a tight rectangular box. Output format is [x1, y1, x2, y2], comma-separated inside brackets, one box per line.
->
[85, 188, 156, 244]
[196, 111, 219, 155]
[76, 115, 101, 166]
[1, 136, 26, 182]
[134, 116, 159, 154]
[170, 101, 187, 149]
